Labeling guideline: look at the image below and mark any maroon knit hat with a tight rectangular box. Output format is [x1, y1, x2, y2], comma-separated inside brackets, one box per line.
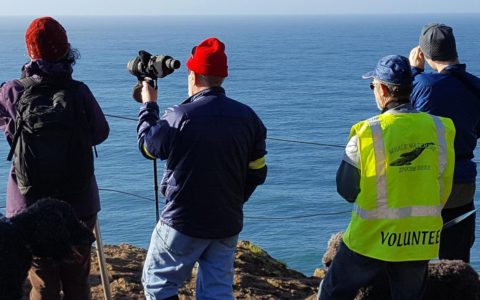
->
[186, 37, 228, 77]
[25, 17, 69, 61]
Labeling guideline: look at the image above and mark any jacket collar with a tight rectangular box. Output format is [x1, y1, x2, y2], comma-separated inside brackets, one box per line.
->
[182, 86, 225, 104]
[440, 63, 467, 74]
[22, 59, 73, 80]
[382, 102, 416, 114]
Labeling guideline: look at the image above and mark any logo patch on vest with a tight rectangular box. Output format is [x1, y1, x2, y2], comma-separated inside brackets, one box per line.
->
[380, 230, 440, 247]
[389, 142, 435, 166]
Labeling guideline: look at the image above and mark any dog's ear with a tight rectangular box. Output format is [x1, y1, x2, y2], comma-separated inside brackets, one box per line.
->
[30, 209, 72, 259]
[59, 205, 95, 247]
[68, 218, 95, 247]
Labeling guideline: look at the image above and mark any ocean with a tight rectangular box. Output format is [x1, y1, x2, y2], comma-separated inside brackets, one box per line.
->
[0, 15, 479, 275]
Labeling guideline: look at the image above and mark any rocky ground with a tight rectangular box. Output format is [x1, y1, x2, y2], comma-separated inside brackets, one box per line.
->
[26, 239, 480, 299]
[89, 241, 322, 299]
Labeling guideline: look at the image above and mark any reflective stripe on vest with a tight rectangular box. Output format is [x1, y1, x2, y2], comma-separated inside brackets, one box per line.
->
[432, 116, 447, 201]
[353, 115, 446, 220]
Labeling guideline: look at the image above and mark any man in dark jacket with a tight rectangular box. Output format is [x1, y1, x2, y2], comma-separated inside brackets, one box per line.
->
[137, 37, 267, 300]
[409, 23, 480, 262]
[0, 17, 109, 300]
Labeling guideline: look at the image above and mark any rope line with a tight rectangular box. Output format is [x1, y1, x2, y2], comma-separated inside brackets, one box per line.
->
[244, 210, 351, 220]
[267, 137, 344, 148]
[105, 112, 480, 160]
[105, 114, 137, 122]
[3, 113, 478, 217]
[2, 114, 478, 217]
[98, 187, 351, 220]
[98, 188, 154, 202]
[105, 113, 346, 149]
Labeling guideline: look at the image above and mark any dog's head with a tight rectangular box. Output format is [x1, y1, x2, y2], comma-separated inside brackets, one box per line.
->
[11, 198, 95, 261]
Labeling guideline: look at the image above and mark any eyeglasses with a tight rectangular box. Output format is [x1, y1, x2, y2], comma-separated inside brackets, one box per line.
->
[369, 82, 376, 90]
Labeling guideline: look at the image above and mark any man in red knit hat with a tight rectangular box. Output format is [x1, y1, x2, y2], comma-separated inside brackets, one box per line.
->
[137, 37, 268, 299]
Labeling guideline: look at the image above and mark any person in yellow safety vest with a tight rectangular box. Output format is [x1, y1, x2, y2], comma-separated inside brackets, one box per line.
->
[318, 55, 455, 300]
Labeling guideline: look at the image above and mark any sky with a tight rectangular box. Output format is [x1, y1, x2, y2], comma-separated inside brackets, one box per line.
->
[2, 0, 480, 16]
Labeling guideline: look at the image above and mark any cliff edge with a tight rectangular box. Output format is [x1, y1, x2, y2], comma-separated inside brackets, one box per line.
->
[89, 241, 321, 299]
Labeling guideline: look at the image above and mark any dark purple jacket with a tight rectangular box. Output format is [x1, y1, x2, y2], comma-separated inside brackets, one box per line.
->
[0, 60, 109, 218]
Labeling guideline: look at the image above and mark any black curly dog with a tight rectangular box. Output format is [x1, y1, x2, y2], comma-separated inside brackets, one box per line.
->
[0, 198, 95, 300]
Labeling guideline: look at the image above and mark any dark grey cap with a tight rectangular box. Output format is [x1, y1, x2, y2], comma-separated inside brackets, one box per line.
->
[419, 23, 458, 61]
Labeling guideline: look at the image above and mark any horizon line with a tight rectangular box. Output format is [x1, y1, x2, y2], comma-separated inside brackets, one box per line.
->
[1, 12, 480, 17]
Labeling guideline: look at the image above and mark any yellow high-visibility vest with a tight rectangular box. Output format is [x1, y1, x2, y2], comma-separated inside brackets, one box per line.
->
[343, 111, 455, 261]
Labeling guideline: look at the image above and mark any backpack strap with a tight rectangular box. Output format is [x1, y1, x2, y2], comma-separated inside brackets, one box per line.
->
[17, 77, 38, 89]
[6, 77, 40, 161]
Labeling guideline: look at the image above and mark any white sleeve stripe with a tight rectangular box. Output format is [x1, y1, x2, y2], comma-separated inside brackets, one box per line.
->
[343, 135, 360, 168]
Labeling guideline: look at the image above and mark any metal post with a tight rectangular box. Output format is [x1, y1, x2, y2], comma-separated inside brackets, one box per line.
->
[94, 220, 112, 300]
[153, 159, 159, 223]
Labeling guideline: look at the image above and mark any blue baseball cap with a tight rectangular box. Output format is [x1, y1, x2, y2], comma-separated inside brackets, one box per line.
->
[362, 55, 413, 86]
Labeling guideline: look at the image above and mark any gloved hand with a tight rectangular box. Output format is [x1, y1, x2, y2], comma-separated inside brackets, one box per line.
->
[132, 79, 157, 103]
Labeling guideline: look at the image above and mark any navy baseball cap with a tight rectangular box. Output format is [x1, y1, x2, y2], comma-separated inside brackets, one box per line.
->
[362, 55, 413, 85]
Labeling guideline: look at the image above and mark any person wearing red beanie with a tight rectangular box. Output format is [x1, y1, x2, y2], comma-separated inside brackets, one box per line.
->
[137, 37, 267, 300]
[25, 16, 70, 62]
[185, 37, 229, 98]
[0, 16, 109, 300]
[186, 37, 228, 78]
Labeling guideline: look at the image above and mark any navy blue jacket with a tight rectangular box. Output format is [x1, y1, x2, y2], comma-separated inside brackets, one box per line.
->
[137, 87, 267, 238]
[411, 64, 480, 183]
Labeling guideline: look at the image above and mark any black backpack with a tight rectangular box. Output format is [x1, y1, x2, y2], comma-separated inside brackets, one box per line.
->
[7, 77, 94, 201]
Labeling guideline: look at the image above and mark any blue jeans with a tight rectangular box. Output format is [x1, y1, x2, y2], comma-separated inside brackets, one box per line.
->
[142, 221, 239, 300]
[318, 242, 428, 300]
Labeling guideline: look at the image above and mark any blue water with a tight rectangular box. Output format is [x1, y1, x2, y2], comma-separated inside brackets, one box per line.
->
[0, 15, 479, 275]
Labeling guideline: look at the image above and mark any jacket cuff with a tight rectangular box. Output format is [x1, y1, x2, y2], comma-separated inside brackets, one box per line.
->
[143, 101, 159, 111]
[411, 67, 424, 77]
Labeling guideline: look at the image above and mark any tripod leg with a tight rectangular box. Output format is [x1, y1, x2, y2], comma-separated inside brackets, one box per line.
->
[94, 220, 113, 300]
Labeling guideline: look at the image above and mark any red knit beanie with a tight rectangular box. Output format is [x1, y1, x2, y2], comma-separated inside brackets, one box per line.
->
[25, 17, 69, 62]
[186, 37, 228, 77]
